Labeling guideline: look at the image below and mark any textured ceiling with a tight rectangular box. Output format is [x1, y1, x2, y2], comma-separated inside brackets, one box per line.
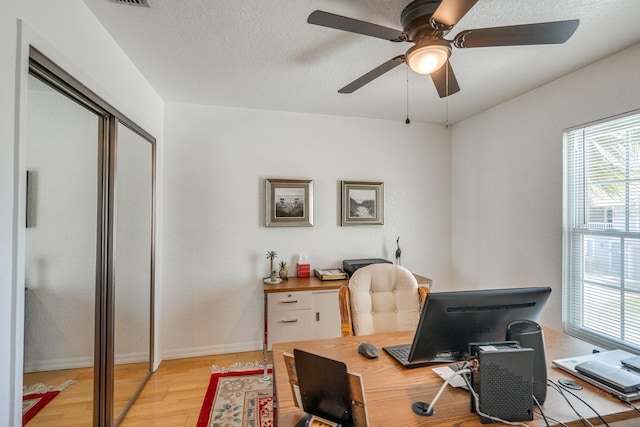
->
[82, 0, 640, 124]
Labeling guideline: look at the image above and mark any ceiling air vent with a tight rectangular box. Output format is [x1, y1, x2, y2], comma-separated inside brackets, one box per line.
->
[108, 0, 150, 7]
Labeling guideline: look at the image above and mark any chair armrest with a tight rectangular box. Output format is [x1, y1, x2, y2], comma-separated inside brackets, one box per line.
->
[418, 285, 430, 310]
[338, 286, 354, 337]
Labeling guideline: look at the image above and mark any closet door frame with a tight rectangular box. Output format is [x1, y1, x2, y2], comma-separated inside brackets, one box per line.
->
[27, 47, 156, 427]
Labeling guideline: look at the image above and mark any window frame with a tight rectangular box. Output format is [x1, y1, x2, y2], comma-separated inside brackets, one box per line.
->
[563, 109, 640, 353]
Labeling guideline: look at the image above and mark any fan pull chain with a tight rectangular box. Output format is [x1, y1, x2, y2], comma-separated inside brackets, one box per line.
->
[445, 61, 449, 129]
[405, 66, 410, 124]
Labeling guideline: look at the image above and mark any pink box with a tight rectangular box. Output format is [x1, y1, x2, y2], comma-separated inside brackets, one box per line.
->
[297, 263, 310, 278]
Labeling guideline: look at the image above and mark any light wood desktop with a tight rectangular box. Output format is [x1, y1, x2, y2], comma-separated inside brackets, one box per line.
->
[272, 327, 640, 426]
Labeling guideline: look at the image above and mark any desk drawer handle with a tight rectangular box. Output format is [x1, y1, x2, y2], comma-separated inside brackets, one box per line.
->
[281, 300, 298, 304]
[280, 319, 298, 324]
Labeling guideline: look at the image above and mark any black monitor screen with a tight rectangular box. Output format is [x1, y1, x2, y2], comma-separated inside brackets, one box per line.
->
[408, 286, 551, 363]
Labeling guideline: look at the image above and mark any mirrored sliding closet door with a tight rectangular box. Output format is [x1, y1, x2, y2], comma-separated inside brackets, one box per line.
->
[113, 122, 154, 424]
[24, 72, 100, 427]
[23, 48, 155, 427]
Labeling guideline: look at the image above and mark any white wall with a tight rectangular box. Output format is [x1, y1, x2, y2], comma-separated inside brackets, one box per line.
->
[0, 1, 164, 425]
[451, 43, 640, 330]
[161, 103, 452, 358]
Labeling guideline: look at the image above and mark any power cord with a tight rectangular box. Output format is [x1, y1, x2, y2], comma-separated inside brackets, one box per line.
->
[532, 394, 551, 427]
[619, 398, 640, 413]
[532, 407, 569, 427]
[428, 367, 471, 413]
[547, 379, 598, 427]
[533, 389, 572, 427]
[412, 366, 472, 416]
[555, 379, 611, 426]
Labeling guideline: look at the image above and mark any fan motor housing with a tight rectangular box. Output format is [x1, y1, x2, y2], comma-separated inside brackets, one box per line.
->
[401, 0, 442, 40]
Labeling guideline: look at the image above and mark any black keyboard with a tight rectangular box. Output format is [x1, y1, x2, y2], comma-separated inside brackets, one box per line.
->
[383, 344, 462, 368]
[383, 344, 436, 368]
[385, 344, 411, 363]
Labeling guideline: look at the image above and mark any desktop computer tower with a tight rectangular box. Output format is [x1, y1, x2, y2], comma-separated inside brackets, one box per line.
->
[470, 343, 534, 424]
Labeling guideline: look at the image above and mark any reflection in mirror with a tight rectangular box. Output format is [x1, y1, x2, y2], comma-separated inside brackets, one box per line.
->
[23, 74, 99, 425]
[113, 122, 154, 424]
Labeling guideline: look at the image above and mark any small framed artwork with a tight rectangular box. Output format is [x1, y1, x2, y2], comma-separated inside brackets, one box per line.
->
[265, 178, 313, 227]
[341, 181, 384, 226]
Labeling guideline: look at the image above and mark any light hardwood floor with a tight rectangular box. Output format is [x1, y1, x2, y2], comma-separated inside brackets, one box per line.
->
[24, 350, 271, 427]
[24, 365, 95, 426]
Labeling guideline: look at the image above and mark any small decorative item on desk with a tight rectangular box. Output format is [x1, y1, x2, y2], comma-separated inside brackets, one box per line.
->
[266, 250, 278, 275]
[264, 274, 282, 284]
[297, 254, 310, 278]
[279, 261, 289, 280]
[314, 268, 348, 281]
[297, 263, 310, 277]
[264, 250, 282, 284]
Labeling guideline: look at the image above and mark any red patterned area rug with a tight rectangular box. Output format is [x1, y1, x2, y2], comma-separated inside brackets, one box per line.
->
[22, 380, 74, 425]
[197, 362, 274, 427]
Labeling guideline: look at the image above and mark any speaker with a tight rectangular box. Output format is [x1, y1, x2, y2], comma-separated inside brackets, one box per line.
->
[506, 320, 547, 404]
[470, 344, 534, 424]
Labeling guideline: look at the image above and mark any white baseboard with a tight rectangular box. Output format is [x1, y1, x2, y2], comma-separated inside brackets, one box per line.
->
[161, 340, 262, 360]
[24, 351, 150, 373]
[115, 351, 149, 365]
[24, 355, 94, 373]
[24, 342, 263, 372]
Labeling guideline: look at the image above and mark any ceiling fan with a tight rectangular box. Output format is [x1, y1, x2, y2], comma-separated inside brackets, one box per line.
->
[307, 0, 579, 98]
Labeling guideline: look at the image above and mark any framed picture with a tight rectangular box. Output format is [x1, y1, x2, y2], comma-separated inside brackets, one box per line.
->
[265, 178, 313, 227]
[341, 181, 384, 226]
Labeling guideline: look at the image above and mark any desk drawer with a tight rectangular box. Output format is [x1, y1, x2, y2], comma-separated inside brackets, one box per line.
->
[268, 291, 312, 311]
[268, 309, 313, 344]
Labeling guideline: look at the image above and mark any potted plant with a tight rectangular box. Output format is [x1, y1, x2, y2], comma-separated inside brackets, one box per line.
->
[266, 250, 278, 281]
[278, 260, 288, 280]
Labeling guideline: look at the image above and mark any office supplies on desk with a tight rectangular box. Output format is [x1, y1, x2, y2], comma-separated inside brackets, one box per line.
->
[314, 268, 348, 281]
[432, 363, 469, 389]
[357, 342, 378, 359]
[621, 355, 640, 372]
[553, 349, 640, 402]
[342, 258, 391, 276]
[575, 360, 640, 393]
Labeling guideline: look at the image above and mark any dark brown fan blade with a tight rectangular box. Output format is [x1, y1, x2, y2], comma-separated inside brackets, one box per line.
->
[432, 0, 479, 29]
[453, 20, 580, 48]
[430, 61, 460, 98]
[308, 10, 407, 42]
[338, 56, 405, 94]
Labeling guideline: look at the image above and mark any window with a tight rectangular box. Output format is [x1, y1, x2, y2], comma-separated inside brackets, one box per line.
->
[563, 111, 640, 352]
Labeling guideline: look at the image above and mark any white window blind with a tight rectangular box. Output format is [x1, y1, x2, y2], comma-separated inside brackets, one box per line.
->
[563, 110, 640, 352]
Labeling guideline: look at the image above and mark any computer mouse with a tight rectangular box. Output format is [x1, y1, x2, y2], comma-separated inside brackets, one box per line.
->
[358, 342, 379, 359]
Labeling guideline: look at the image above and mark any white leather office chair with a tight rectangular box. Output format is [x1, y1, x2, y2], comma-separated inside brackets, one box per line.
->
[338, 263, 429, 337]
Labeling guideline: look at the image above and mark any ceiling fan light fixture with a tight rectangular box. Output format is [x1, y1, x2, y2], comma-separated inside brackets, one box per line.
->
[406, 41, 451, 74]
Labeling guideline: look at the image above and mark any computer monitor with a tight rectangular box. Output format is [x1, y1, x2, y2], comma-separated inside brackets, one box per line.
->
[408, 286, 551, 363]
